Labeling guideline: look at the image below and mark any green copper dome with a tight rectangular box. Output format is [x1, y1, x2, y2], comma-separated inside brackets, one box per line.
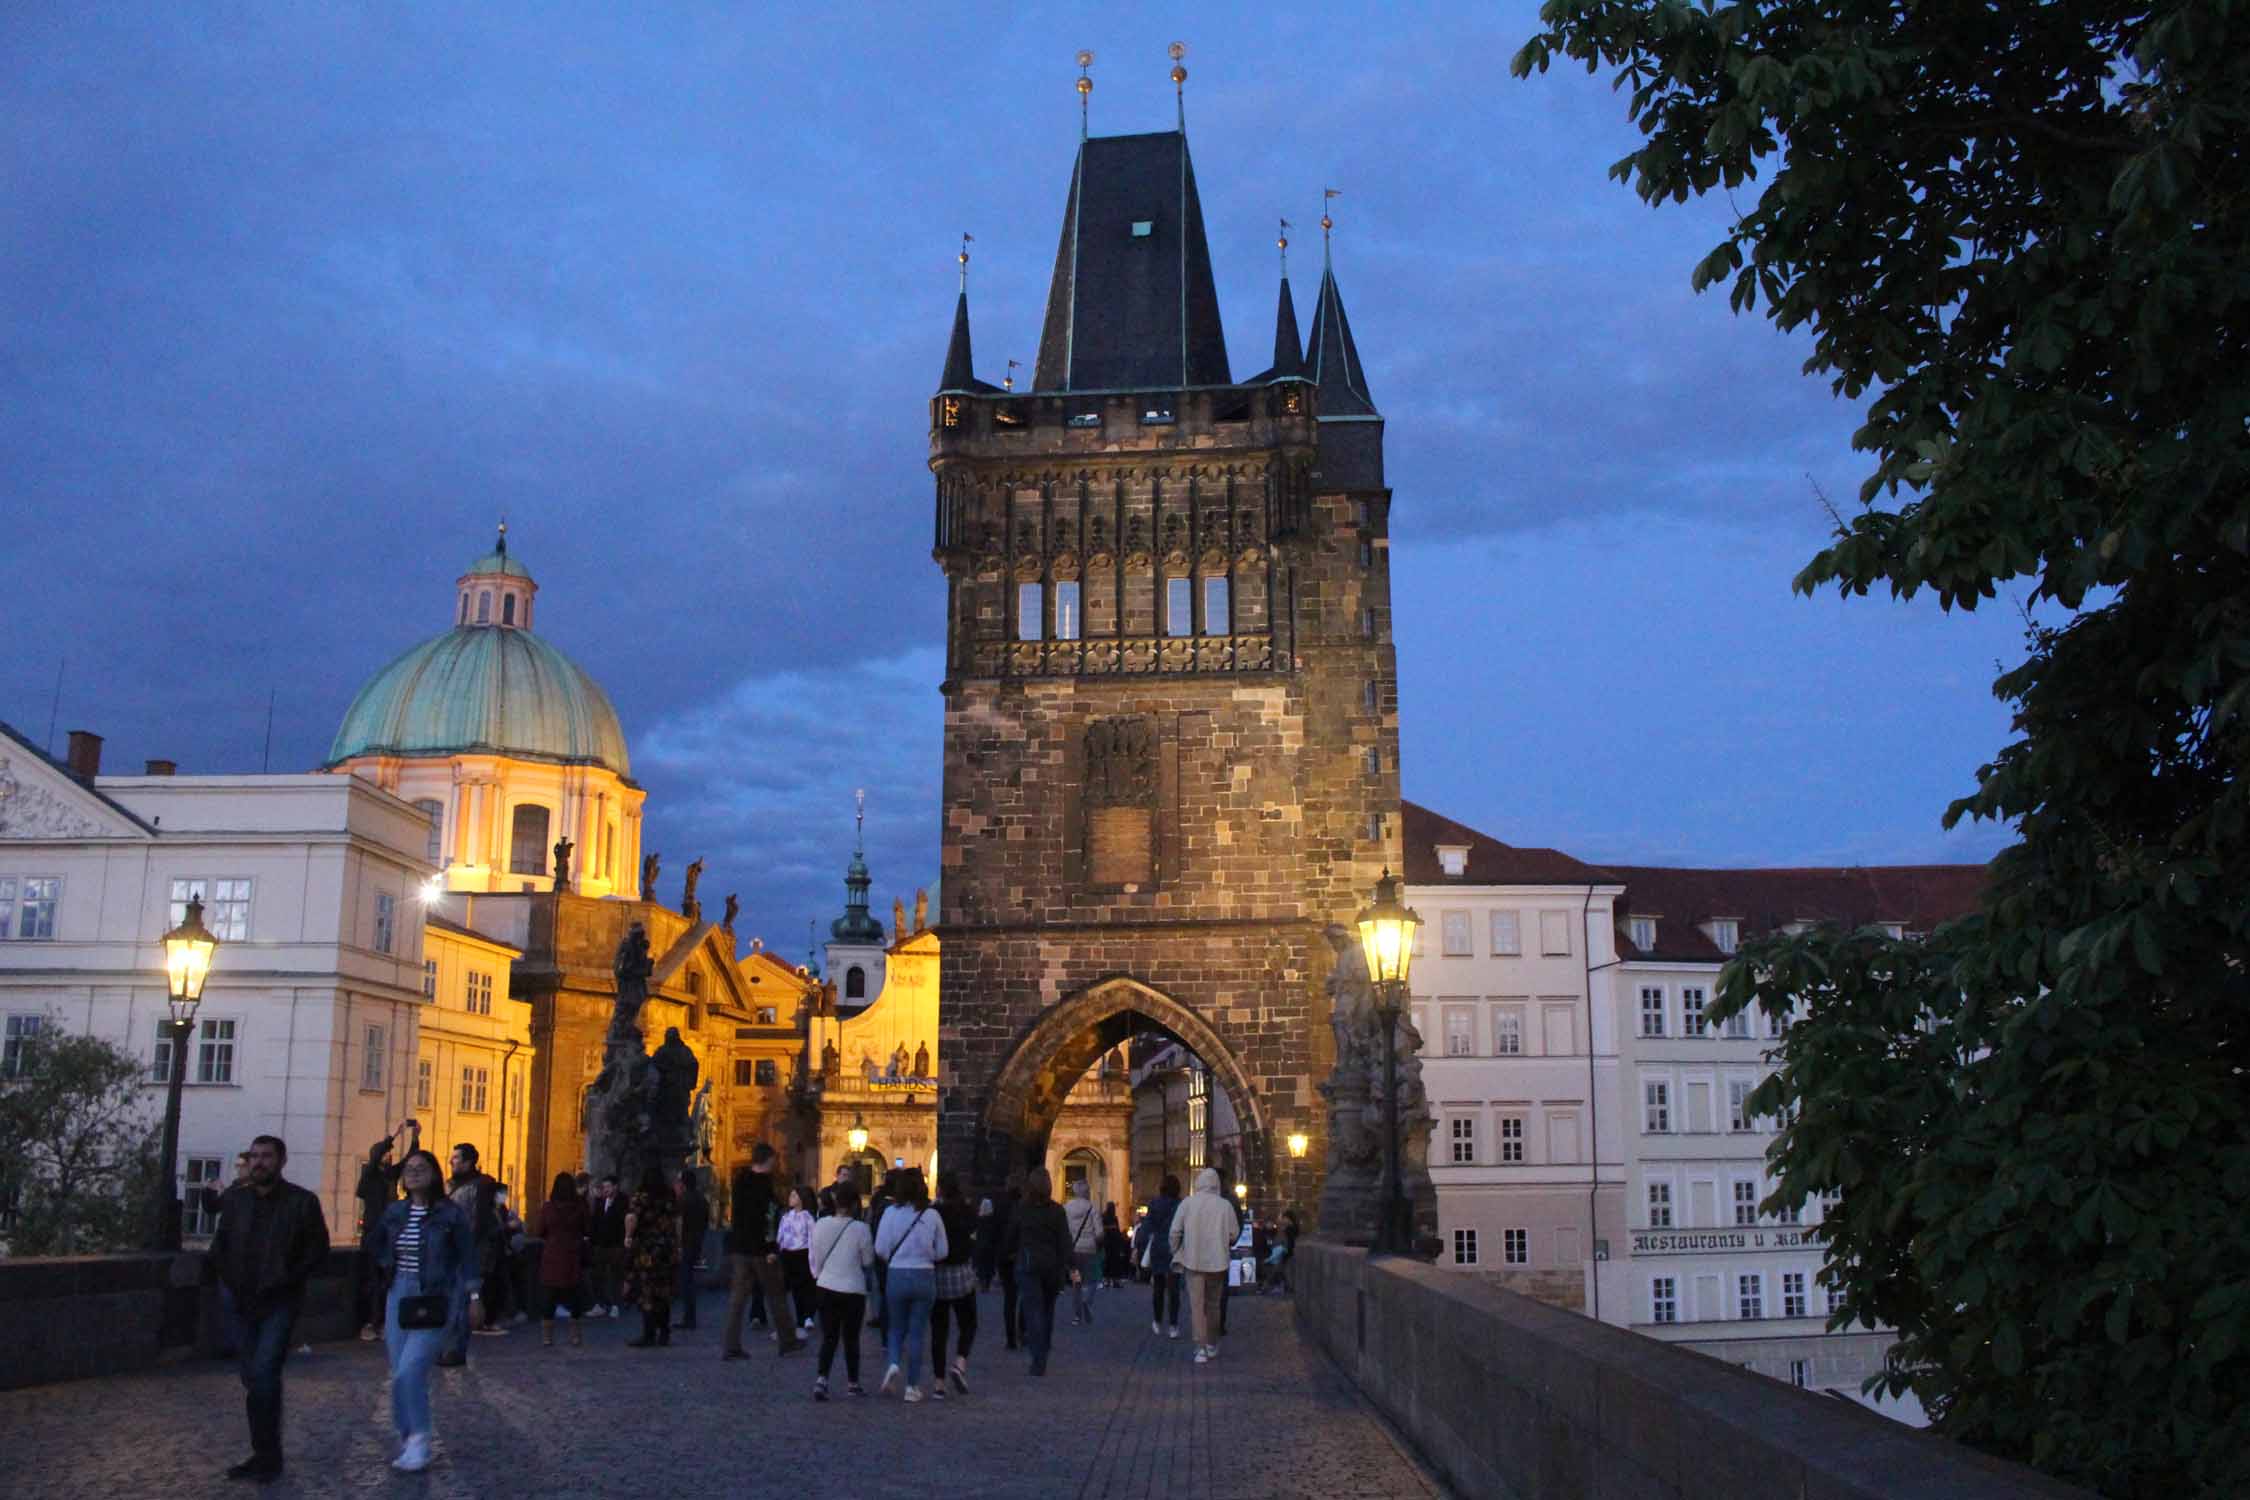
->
[326, 626, 632, 776]
[461, 549, 533, 579]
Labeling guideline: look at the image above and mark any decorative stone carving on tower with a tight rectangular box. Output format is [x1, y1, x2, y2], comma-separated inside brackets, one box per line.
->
[1085, 716, 1158, 889]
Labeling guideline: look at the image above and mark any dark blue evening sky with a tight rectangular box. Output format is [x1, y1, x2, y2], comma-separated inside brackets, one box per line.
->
[0, 5, 2029, 953]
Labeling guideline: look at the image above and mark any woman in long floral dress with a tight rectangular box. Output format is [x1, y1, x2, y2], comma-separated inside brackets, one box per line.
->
[623, 1166, 678, 1347]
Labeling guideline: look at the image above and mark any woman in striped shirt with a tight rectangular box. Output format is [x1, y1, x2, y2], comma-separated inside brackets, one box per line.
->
[372, 1150, 479, 1473]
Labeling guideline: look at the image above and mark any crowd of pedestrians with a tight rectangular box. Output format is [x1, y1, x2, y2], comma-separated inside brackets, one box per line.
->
[208, 1117, 1276, 1481]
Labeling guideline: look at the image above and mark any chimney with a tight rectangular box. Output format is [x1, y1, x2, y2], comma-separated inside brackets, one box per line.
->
[64, 729, 103, 780]
[144, 759, 177, 776]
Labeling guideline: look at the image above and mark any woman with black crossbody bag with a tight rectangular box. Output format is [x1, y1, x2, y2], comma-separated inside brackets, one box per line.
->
[371, 1149, 480, 1474]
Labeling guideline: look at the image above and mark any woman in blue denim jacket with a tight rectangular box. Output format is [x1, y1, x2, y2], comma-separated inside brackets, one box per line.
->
[371, 1149, 481, 1472]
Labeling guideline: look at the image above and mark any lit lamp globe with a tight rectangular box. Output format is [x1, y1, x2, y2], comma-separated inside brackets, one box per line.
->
[163, 896, 220, 1020]
[1234, 1182, 1248, 1202]
[1355, 868, 1420, 997]
[1287, 1132, 1310, 1160]
[847, 1116, 870, 1154]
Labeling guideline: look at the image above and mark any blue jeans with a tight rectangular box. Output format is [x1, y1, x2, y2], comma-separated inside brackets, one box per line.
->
[225, 1297, 300, 1459]
[384, 1275, 447, 1439]
[1019, 1267, 1061, 1370]
[1071, 1252, 1098, 1321]
[440, 1279, 474, 1360]
[883, 1266, 936, 1380]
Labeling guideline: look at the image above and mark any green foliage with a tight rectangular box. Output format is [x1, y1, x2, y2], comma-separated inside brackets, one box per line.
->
[0, 1024, 160, 1256]
[1518, 2, 2249, 1493]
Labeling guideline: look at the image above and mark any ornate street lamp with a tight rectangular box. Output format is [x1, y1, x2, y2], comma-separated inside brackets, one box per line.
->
[1286, 1132, 1309, 1160]
[846, 1113, 870, 1154]
[149, 896, 219, 1251]
[1356, 868, 1419, 1257]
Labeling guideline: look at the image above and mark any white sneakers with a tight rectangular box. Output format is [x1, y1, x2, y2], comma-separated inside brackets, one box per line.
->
[1193, 1348, 1211, 1364]
[392, 1433, 431, 1472]
[880, 1363, 903, 1395]
[1151, 1319, 1163, 1334]
[1168, 1325, 1182, 1340]
[903, 1385, 925, 1403]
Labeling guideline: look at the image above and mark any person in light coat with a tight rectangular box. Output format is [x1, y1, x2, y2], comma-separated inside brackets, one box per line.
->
[1168, 1167, 1241, 1364]
[1062, 1177, 1102, 1324]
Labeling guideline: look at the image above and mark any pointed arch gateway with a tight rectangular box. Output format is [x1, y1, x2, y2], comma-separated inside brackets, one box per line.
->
[980, 975, 1270, 1197]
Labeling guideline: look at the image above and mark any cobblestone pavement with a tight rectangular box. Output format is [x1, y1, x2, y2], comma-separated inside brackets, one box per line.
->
[1, 1286, 1444, 1500]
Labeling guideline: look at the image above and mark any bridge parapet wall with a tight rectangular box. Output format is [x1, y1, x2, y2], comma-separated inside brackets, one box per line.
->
[1294, 1241, 2089, 1500]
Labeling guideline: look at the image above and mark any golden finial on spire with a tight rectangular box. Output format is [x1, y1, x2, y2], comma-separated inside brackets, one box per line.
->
[959, 232, 973, 293]
[1279, 217, 1291, 277]
[1076, 49, 1093, 137]
[1004, 358, 1021, 392]
[1168, 41, 1188, 129]
[1322, 187, 1341, 267]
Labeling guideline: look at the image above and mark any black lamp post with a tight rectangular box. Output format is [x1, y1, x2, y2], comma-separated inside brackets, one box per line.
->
[147, 896, 218, 1252]
[1355, 868, 1420, 1258]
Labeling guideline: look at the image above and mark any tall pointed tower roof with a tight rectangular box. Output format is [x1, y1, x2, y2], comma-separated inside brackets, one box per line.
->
[1306, 264, 1377, 417]
[1246, 276, 1305, 383]
[830, 796, 885, 944]
[937, 291, 979, 393]
[1032, 131, 1231, 391]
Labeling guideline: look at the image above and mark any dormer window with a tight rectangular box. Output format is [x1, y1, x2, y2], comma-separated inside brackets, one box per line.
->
[1628, 916, 1657, 951]
[1709, 918, 1740, 954]
[1435, 845, 1468, 878]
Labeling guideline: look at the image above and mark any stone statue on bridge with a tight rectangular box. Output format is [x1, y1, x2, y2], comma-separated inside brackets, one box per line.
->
[1316, 923, 1439, 1256]
[584, 923, 697, 1186]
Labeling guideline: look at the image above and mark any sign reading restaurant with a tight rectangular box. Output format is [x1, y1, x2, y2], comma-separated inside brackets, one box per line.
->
[1631, 1228, 1825, 1255]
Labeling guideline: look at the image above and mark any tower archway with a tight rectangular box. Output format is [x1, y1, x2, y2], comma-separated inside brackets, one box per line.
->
[975, 975, 1272, 1206]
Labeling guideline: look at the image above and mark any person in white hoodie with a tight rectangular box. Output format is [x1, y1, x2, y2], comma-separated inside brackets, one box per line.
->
[808, 1183, 875, 1400]
[1167, 1167, 1240, 1364]
[1062, 1178, 1102, 1326]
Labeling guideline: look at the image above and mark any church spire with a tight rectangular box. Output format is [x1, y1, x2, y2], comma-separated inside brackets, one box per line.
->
[1269, 275, 1305, 380]
[1307, 235, 1376, 417]
[831, 789, 884, 943]
[938, 291, 977, 393]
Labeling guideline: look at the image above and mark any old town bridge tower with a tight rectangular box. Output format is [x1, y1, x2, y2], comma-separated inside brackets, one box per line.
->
[929, 113, 1401, 1215]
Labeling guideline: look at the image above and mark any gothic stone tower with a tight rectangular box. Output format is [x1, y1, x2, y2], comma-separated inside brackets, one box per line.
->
[930, 123, 1401, 1218]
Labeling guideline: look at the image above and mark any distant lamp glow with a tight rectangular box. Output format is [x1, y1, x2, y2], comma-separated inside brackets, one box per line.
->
[1356, 868, 1420, 989]
[847, 1114, 869, 1154]
[419, 874, 445, 904]
[1287, 1132, 1310, 1160]
[1234, 1181, 1248, 1201]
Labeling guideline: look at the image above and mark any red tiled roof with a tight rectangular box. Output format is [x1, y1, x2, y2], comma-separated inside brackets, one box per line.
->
[1608, 863, 1989, 962]
[1400, 800, 1618, 887]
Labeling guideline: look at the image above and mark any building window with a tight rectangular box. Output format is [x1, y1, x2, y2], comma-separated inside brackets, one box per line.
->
[170, 878, 252, 942]
[734, 1058, 754, 1087]
[1769, 1001, 1793, 1039]
[1364, 810, 1383, 841]
[1500, 1228, 1528, 1265]
[1165, 577, 1193, 637]
[1055, 580, 1081, 640]
[423, 959, 438, 999]
[1783, 1271, 1808, 1319]
[184, 1156, 224, 1238]
[1723, 1007, 1752, 1039]
[1682, 986, 1707, 1035]
[686, 970, 704, 997]
[1737, 1274, 1763, 1320]
[466, 971, 493, 1015]
[1652, 1276, 1678, 1325]
[845, 966, 866, 1000]
[1362, 679, 1379, 713]
[195, 1018, 236, 1084]
[1790, 1358, 1810, 1388]
[754, 1058, 778, 1086]
[1448, 1117, 1475, 1164]
[149, 1019, 176, 1083]
[1710, 919, 1740, 954]
[373, 892, 396, 955]
[0, 877, 60, 940]
[1493, 1007, 1523, 1056]
[1186, 1067, 1209, 1169]
[1203, 575, 1230, 634]
[1017, 582, 1044, 641]
[1360, 606, 1376, 639]
[509, 805, 551, 875]
[415, 1059, 434, 1109]
[501, 593, 516, 625]
[1358, 537, 1375, 569]
[1452, 1228, 1478, 1265]
[362, 1024, 386, 1091]
[1639, 985, 1666, 1037]
[460, 1065, 490, 1113]
[1538, 910, 1571, 956]
[756, 1006, 778, 1025]
[1, 1014, 46, 1078]
[477, 590, 491, 623]
[414, 799, 445, 864]
[1442, 1007, 1474, 1056]
[1489, 910, 1519, 955]
[1364, 746, 1382, 778]
[1498, 1114, 1525, 1163]
[1734, 1180, 1759, 1226]
[1440, 911, 1470, 957]
[1777, 1198, 1802, 1225]
[1647, 1180, 1673, 1228]
[1643, 1081, 1671, 1133]
[1627, 915, 1656, 950]
[1729, 1080, 1754, 1132]
[459, 595, 469, 624]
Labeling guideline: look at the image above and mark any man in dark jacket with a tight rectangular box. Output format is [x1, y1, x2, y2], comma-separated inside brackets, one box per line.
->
[1000, 1167, 1075, 1376]
[588, 1176, 628, 1315]
[721, 1144, 801, 1358]
[351, 1120, 414, 1340]
[674, 1169, 710, 1330]
[440, 1143, 501, 1364]
[209, 1134, 330, 1482]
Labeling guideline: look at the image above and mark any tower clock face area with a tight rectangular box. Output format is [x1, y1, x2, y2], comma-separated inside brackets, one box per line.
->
[928, 118, 1398, 1205]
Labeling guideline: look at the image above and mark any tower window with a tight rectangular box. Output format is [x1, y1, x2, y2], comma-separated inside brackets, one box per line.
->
[1055, 581, 1081, 640]
[413, 799, 444, 865]
[1165, 577, 1193, 637]
[1203, 576, 1230, 635]
[458, 595, 468, 624]
[477, 590, 492, 624]
[509, 804, 551, 875]
[1130, 220, 1153, 237]
[845, 965, 866, 1000]
[1360, 607, 1376, 639]
[502, 594, 516, 625]
[1017, 582, 1044, 641]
